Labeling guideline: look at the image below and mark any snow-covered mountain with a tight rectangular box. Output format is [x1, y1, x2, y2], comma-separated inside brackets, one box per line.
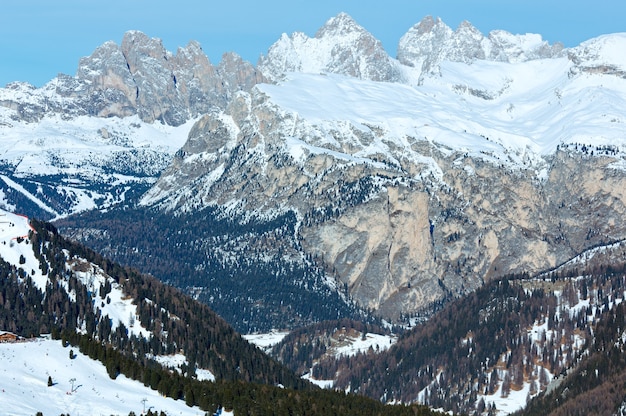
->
[0, 110, 194, 219]
[0, 30, 263, 219]
[397, 16, 564, 82]
[4, 12, 626, 325]
[4, 13, 626, 415]
[141, 16, 626, 319]
[258, 12, 403, 82]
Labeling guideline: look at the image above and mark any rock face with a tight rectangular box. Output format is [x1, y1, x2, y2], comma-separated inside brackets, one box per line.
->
[142, 85, 626, 319]
[0, 31, 265, 126]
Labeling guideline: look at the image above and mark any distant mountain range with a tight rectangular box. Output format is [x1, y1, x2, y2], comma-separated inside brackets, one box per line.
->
[3, 12, 626, 328]
[3, 11, 626, 326]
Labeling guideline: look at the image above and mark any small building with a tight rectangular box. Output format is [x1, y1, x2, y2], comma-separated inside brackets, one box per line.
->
[0, 331, 19, 343]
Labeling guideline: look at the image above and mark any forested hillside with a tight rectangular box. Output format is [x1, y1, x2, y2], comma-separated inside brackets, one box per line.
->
[517, 264, 626, 415]
[3, 218, 307, 387]
[0, 213, 443, 415]
[56, 206, 375, 333]
[272, 243, 626, 415]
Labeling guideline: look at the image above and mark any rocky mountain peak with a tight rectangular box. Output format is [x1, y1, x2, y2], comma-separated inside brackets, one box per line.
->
[258, 13, 403, 83]
[397, 16, 453, 73]
[567, 33, 626, 77]
[398, 16, 564, 79]
[173, 40, 210, 67]
[315, 12, 364, 37]
[120, 30, 171, 74]
[413, 15, 449, 36]
[486, 30, 564, 63]
[217, 52, 266, 90]
[1, 31, 263, 126]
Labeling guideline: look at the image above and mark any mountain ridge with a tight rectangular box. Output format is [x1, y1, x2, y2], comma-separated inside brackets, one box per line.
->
[3, 11, 626, 329]
[2, 13, 626, 415]
[135, 26, 626, 319]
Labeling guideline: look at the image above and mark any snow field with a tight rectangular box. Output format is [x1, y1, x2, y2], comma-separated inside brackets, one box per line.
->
[0, 337, 203, 416]
[258, 36, 626, 179]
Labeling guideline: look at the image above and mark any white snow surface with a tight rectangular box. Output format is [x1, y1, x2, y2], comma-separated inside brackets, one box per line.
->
[333, 332, 396, 357]
[0, 113, 193, 176]
[257, 38, 626, 170]
[572, 33, 626, 69]
[0, 210, 48, 289]
[0, 336, 203, 416]
[149, 353, 216, 382]
[243, 331, 289, 350]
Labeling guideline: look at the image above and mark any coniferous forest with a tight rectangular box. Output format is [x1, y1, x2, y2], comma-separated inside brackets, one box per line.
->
[271, 252, 626, 415]
[56, 206, 374, 333]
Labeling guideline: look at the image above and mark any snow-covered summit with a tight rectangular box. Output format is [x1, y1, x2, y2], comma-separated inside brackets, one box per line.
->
[397, 15, 564, 79]
[568, 32, 626, 73]
[256, 43, 626, 164]
[258, 12, 570, 87]
[258, 12, 402, 82]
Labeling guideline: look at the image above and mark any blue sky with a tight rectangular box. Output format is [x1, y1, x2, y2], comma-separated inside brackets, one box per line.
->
[1, 0, 624, 87]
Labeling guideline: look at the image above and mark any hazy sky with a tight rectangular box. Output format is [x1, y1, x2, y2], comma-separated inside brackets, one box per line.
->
[1, 0, 624, 87]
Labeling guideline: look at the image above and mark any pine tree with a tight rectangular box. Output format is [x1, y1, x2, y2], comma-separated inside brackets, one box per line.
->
[47, 375, 53, 387]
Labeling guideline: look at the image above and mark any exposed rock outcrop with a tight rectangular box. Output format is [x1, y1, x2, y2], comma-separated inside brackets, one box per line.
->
[0, 31, 265, 126]
[141, 56, 626, 320]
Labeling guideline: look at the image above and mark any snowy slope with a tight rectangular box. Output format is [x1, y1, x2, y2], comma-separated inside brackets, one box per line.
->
[0, 112, 192, 177]
[0, 209, 220, 379]
[257, 40, 626, 171]
[0, 210, 47, 289]
[0, 109, 194, 219]
[0, 208, 225, 413]
[0, 337, 205, 416]
[0, 210, 150, 337]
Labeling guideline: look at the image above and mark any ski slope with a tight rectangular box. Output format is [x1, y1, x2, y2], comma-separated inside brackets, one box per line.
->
[0, 336, 206, 416]
[0, 209, 222, 414]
